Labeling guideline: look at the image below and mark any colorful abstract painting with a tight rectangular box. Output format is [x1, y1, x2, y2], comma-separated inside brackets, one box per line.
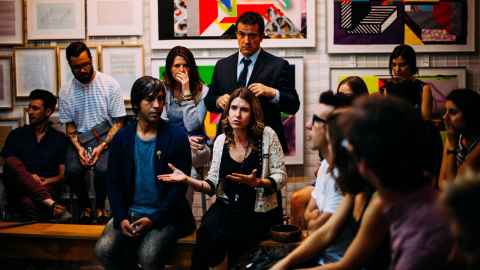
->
[330, 67, 466, 116]
[150, 0, 315, 48]
[327, 0, 475, 53]
[151, 57, 304, 164]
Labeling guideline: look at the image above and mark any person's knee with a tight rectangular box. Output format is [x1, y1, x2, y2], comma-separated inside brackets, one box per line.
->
[95, 234, 113, 264]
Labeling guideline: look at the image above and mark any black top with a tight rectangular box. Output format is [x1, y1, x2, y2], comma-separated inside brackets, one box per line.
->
[219, 144, 259, 211]
[2, 125, 67, 178]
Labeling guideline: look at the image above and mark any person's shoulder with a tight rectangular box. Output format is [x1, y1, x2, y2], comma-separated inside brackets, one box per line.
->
[163, 121, 187, 137]
[217, 52, 237, 65]
[8, 126, 27, 137]
[263, 126, 277, 137]
[260, 50, 287, 64]
[95, 71, 120, 88]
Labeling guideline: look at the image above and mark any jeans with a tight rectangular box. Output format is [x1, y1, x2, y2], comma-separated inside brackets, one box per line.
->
[65, 139, 108, 210]
[95, 219, 178, 270]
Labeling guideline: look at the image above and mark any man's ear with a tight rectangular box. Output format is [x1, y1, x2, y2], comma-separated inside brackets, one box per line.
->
[46, 108, 53, 117]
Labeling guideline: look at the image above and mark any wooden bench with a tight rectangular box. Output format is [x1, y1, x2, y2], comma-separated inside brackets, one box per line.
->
[0, 222, 299, 269]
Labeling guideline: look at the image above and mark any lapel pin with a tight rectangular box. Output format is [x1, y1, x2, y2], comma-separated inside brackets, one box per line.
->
[156, 150, 162, 159]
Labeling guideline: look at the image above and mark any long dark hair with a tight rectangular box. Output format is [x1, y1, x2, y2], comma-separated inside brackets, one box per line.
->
[446, 88, 480, 136]
[163, 46, 203, 102]
[389, 44, 418, 76]
[222, 88, 264, 148]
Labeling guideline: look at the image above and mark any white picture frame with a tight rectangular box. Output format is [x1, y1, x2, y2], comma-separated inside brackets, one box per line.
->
[151, 56, 304, 165]
[0, 0, 24, 45]
[26, 0, 85, 40]
[101, 46, 144, 102]
[0, 57, 14, 110]
[87, 0, 143, 36]
[58, 46, 98, 90]
[14, 47, 58, 98]
[327, 0, 475, 53]
[150, 0, 315, 49]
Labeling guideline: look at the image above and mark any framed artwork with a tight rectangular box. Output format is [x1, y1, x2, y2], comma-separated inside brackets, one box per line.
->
[59, 46, 98, 90]
[0, 0, 24, 45]
[14, 47, 57, 98]
[0, 57, 14, 110]
[327, 0, 475, 53]
[26, 0, 85, 40]
[101, 46, 144, 102]
[87, 0, 143, 36]
[150, 0, 315, 49]
[330, 67, 467, 116]
[151, 56, 304, 165]
[0, 117, 21, 149]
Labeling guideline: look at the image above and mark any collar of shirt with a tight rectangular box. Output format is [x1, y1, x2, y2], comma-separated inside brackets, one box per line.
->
[237, 49, 261, 69]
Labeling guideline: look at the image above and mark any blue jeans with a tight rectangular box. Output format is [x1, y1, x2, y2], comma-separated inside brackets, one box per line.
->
[95, 219, 178, 270]
[65, 139, 109, 209]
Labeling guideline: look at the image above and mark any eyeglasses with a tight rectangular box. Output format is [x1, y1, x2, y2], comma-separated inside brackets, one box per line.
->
[70, 61, 92, 72]
[312, 114, 327, 125]
[236, 31, 261, 39]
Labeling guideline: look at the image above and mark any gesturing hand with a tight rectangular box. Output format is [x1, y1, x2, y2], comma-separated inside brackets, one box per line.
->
[157, 163, 188, 183]
[130, 217, 153, 236]
[225, 169, 259, 187]
[216, 94, 230, 111]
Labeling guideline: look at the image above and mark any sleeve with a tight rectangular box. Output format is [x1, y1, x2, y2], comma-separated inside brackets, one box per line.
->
[264, 127, 287, 191]
[204, 63, 224, 113]
[58, 88, 74, 124]
[275, 60, 300, 115]
[322, 176, 343, 214]
[106, 132, 129, 228]
[205, 134, 225, 194]
[108, 80, 127, 118]
[149, 128, 192, 227]
[180, 85, 209, 132]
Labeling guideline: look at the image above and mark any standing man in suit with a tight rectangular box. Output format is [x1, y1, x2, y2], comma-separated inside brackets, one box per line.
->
[204, 12, 300, 153]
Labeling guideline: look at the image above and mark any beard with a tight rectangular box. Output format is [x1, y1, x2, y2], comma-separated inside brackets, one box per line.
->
[74, 69, 94, 84]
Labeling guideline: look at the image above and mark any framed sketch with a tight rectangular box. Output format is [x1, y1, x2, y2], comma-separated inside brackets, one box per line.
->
[152, 56, 304, 165]
[14, 47, 57, 98]
[0, 117, 21, 149]
[327, 0, 475, 53]
[87, 0, 143, 36]
[150, 0, 315, 49]
[330, 67, 467, 116]
[0, 57, 14, 109]
[101, 46, 144, 102]
[26, 0, 85, 40]
[59, 46, 98, 90]
[0, 0, 24, 45]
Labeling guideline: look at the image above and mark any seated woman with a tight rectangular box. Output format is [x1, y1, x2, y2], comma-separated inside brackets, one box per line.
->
[158, 87, 286, 270]
[440, 89, 480, 190]
[163, 46, 210, 173]
[388, 44, 433, 120]
[271, 109, 390, 270]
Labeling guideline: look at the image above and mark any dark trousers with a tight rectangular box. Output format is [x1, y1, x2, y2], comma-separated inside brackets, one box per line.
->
[65, 140, 108, 210]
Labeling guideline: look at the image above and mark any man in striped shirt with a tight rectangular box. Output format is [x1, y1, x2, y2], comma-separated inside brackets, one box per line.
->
[59, 42, 126, 224]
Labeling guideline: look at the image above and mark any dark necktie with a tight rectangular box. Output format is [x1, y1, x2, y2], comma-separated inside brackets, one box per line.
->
[237, 58, 252, 87]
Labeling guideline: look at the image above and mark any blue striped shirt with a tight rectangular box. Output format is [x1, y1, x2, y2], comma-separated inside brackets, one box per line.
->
[59, 71, 126, 132]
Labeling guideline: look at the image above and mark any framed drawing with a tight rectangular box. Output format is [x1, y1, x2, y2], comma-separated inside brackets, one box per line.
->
[150, 0, 315, 49]
[327, 0, 475, 53]
[151, 56, 304, 165]
[0, 57, 14, 110]
[59, 46, 98, 90]
[330, 67, 467, 116]
[87, 0, 143, 36]
[26, 0, 85, 40]
[14, 47, 57, 98]
[101, 46, 144, 102]
[0, 117, 21, 149]
[0, 0, 24, 45]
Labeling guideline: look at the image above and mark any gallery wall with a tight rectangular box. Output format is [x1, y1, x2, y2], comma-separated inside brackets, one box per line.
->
[0, 0, 479, 184]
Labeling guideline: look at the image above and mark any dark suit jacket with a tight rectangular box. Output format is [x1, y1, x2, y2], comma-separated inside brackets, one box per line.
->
[107, 120, 195, 235]
[204, 49, 300, 152]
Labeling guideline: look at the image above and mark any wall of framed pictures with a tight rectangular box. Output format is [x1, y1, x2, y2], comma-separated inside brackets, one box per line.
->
[0, 0, 479, 182]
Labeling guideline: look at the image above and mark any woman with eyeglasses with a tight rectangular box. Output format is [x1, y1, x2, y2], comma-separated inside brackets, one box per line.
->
[158, 88, 286, 270]
[388, 44, 433, 120]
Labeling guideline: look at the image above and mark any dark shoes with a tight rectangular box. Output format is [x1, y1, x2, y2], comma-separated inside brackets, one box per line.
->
[79, 207, 93, 224]
[50, 202, 72, 223]
[96, 208, 109, 225]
